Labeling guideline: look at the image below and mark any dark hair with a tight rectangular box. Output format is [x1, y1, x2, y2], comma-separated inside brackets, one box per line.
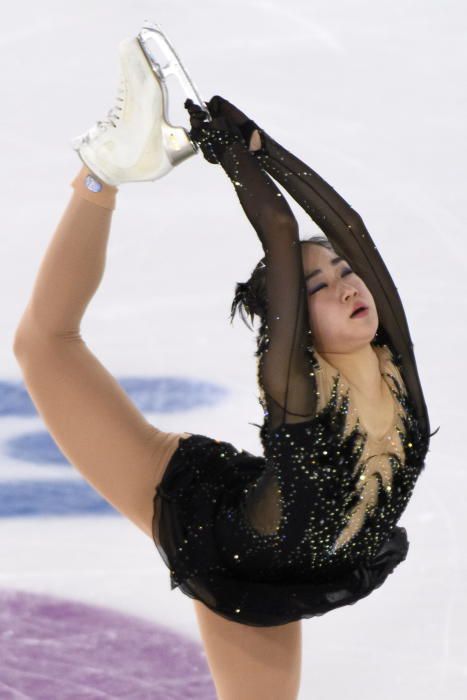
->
[229, 233, 333, 344]
[230, 235, 333, 439]
[230, 234, 396, 444]
[230, 234, 390, 424]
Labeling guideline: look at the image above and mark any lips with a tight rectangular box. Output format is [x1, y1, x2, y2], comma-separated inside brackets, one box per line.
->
[350, 305, 368, 318]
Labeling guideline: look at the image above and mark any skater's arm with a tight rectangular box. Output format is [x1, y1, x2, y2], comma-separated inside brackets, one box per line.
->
[252, 130, 431, 437]
[215, 139, 317, 430]
[13, 170, 189, 538]
[255, 129, 410, 336]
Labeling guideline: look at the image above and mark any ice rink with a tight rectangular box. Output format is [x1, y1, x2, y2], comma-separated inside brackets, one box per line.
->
[1, 1, 465, 698]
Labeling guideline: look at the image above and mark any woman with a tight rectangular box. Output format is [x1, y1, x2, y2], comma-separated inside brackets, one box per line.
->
[13, 35, 437, 700]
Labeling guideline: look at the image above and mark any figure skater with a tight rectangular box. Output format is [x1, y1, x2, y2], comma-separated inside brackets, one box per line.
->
[13, 26, 437, 700]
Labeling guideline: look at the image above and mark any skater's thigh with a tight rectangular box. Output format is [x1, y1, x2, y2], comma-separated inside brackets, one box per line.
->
[193, 600, 302, 700]
[134, 427, 193, 539]
[14, 328, 192, 541]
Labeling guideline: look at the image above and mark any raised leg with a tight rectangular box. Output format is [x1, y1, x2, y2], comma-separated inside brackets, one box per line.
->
[13, 168, 191, 539]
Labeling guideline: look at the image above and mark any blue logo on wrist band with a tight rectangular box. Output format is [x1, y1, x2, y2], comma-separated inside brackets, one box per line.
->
[85, 174, 103, 193]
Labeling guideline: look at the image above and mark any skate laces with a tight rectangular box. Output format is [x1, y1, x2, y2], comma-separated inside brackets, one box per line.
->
[95, 76, 126, 131]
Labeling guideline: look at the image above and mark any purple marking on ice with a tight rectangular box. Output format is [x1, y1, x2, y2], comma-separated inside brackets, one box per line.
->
[0, 588, 216, 699]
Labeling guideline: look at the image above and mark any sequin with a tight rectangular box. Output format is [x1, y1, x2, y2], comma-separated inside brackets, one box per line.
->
[152, 343, 428, 627]
[151, 106, 433, 627]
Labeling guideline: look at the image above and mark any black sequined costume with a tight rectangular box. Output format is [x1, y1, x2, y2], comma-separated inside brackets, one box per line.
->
[152, 98, 436, 627]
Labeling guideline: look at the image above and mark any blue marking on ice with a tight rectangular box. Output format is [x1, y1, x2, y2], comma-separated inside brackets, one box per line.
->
[0, 480, 118, 517]
[0, 377, 228, 417]
[0, 376, 229, 517]
[6, 431, 71, 465]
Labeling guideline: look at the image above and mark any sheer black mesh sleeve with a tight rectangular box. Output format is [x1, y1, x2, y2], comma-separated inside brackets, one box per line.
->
[251, 129, 432, 440]
[207, 118, 433, 552]
[216, 140, 317, 432]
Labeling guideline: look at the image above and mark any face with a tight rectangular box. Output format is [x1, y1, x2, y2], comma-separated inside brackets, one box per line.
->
[302, 244, 379, 353]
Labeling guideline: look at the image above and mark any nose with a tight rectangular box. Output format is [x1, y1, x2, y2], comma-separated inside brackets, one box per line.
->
[341, 282, 358, 301]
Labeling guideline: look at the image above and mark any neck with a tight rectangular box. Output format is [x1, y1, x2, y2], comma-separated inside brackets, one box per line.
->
[317, 343, 383, 399]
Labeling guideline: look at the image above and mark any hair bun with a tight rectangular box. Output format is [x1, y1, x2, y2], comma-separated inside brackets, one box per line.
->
[230, 280, 256, 329]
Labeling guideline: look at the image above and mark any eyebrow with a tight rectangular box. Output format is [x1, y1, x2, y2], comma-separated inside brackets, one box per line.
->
[305, 256, 346, 282]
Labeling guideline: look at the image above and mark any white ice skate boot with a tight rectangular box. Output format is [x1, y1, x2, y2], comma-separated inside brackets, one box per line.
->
[71, 22, 209, 186]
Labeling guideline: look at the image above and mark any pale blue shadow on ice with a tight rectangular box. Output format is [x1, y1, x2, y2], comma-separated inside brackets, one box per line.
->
[0, 376, 229, 518]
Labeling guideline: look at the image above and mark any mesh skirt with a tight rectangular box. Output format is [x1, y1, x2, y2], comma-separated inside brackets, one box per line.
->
[152, 433, 410, 627]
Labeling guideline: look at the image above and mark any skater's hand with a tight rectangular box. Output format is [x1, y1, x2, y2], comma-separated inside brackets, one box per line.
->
[207, 95, 262, 152]
[184, 98, 244, 164]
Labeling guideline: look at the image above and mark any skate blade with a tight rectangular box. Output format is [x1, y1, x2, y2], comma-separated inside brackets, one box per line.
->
[137, 21, 211, 124]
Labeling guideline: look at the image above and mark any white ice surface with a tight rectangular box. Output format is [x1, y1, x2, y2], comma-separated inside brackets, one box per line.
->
[0, 1, 465, 698]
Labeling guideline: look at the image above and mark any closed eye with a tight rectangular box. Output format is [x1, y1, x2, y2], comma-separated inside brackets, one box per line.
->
[308, 268, 354, 295]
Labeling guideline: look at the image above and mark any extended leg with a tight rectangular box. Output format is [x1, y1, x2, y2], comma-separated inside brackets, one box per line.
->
[13, 167, 190, 539]
[16, 166, 118, 338]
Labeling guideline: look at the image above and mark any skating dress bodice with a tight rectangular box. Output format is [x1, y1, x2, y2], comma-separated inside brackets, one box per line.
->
[214, 342, 428, 585]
